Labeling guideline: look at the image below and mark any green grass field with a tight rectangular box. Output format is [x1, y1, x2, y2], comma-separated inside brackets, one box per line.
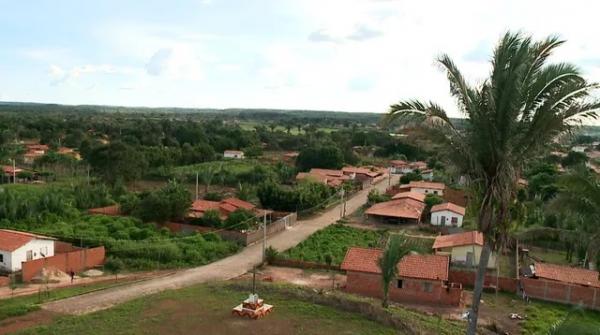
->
[283, 224, 385, 265]
[14, 283, 399, 335]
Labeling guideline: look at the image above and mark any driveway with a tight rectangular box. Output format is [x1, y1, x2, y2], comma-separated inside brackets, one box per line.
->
[43, 175, 398, 315]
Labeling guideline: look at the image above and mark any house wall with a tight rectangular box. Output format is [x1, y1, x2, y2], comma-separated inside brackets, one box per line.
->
[21, 246, 105, 282]
[437, 245, 496, 268]
[1, 239, 55, 272]
[411, 187, 444, 196]
[344, 271, 463, 306]
[521, 278, 599, 311]
[430, 210, 463, 227]
[224, 152, 244, 159]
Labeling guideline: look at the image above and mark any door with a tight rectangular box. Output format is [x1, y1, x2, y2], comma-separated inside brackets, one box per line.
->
[440, 216, 446, 226]
[26, 250, 33, 261]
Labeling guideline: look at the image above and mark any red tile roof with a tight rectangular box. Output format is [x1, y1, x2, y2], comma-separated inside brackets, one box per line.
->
[431, 202, 466, 216]
[222, 198, 255, 210]
[296, 172, 328, 184]
[310, 168, 344, 177]
[392, 191, 426, 202]
[88, 205, 121, 216]
[534, 263, 600, 287]
[189, 198, 260, 220]
[432, 231, 483, 249]
[410, 161, 428, 170]
[2, 166, 23, 175]
[0, 229, 54, 252]
[342, 166, 379, 177]
[341, 247, 449, 281]
[191, 200, 220, 212]
[365, 198, 425, 220]
[390, 160, 408, 167]
[407, 181, 445, 190]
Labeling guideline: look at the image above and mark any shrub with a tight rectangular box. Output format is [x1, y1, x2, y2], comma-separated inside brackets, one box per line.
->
[265, 246, 279, 264]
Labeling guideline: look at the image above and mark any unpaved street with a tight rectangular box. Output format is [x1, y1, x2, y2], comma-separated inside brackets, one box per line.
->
[42, 176, 397, 315]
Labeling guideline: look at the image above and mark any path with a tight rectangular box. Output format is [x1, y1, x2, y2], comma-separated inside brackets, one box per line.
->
[42, 176, 398, 315]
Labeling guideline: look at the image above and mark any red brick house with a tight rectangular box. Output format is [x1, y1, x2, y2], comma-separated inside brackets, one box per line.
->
[341, 247, 463, 306]
[188, 197, 271, 221]
[364, 198, 425, 224]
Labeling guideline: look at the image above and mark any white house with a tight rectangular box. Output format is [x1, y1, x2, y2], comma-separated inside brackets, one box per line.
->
[400, 181, 446, 196]
[571, 145, 587, 153]
[224, 150, 245, 159]
[0, 230, 55, 272]
[430, 202, 465, 227]
[421, 169, 434, 181]
[432, 231, 496, 268]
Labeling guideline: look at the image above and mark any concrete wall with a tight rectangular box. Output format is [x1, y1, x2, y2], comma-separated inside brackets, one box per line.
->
[1, 239, 55, 272]
[345, 271, 463, 306]
[431, 210, 463, 227]
[21, 246, 105, 282]
[521, 278, 600, 311]
[437, 245, 496, 269]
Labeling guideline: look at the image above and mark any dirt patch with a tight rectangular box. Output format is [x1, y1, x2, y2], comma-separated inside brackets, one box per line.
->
[236, 266, 346, 290]
[0, 310, 57, 335]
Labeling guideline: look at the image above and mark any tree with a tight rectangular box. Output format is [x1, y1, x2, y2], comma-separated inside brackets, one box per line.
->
[378, 235, 409, 308]
[399, 172, 422, 184]
[200, 209, 223, 228]
[384, 32, 599, 334]
[104, 257, 124, 280]
[550, 167, 600, 269]
[561, 151, 588, 167]
[296, 145, 344, 171]
[87, 142, 147, 185]
[133, 180, 192, 223]
[224, 208, 256, 230]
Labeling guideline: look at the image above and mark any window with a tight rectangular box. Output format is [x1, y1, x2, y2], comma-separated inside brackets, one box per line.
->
[26, 250, 33, 261]
[397, 279, 404, 289]
[423, 282, 433, 293]
[0, 254, 3, 263]
[433, 191, 438, 195]
[451, 217, 458, 225]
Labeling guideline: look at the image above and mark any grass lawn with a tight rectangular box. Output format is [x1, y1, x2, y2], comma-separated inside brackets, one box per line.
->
[14, 283, 399, 335]
[527, 246, 573, 266]
[283, 224, 385, 265]
[480, 292, 600, 334]
[0, 280, 133, 322]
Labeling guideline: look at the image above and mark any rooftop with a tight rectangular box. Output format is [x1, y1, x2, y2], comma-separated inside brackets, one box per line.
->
[341, 247, 449, 281]
[391, 191, 426, 202]
[430, 202, 466, 216]
[534, 262, 600, 287]
[432, 231, 483, 249]
[0, 229, 54, 252]
[407, 181, 446, 190]
[364, 198, 425, 220]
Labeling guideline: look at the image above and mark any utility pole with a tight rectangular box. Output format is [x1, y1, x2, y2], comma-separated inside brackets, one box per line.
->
[339, 188, 345, 219]
[12, 159, 16, 184]
[262, 210, 267, 263]
[195, 172, 199, 200]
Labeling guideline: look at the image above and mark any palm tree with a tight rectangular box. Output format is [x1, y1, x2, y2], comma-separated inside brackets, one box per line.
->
[378, 234, 409, 308]
[384, 32, 599, 334]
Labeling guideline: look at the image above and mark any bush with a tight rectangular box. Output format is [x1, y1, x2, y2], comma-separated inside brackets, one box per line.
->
[400, 172, 422, 184]
[104, 257, 125, 279]
[265, 246, 279, 264]
[367, 189, 391, 205]
[203, 192, 222, 201]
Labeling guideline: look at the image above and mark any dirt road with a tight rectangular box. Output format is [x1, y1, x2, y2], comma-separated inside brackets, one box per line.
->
[42, 176, 398, 315]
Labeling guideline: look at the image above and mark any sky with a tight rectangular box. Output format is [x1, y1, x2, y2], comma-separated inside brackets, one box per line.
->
[1, 0, 600, 118]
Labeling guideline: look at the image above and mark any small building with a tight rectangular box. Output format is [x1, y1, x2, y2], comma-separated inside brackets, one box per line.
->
[364, 198, 425, 224]
[188, 197, 270, 221]
[530, 262, 600, 287]
[0, 229, 55, 272]
[296, 168, 351, 188]
[341, 247, 463, 306]
[430, 202, 465, 227]
[224, 150, 245, 159]
[57, 147, 82, 160]
[432, 231, 496, 268]
[389, 160, 411, 174]
[401, 181, 446, 196]
[342, 166, 383, 187]
[571, 145, 587, 153]
[421, 169, 434, 181]
[2, 165, 23, 183]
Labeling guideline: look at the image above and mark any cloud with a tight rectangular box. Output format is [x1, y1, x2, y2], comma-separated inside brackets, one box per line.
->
[347, 24, 382, 41]
[308, 29, 340, 43]
[48, 64, 137, 85]
[145, 46, 203, 80]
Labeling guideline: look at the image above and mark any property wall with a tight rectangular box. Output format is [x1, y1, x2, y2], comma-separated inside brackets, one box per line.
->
[21, 246, 105, 282]
[438, 246, 496, 268]
[0, 276, 9, 287]
[448, 269, 517, 293]
[6, 239, 55, 272]
[430, 210, 463, 227]
[345, 271, 463, 306]
[521, 278, 600, 311]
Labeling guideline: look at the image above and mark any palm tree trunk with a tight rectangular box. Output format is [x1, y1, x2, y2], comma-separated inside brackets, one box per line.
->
[466, 238, 492, 335]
